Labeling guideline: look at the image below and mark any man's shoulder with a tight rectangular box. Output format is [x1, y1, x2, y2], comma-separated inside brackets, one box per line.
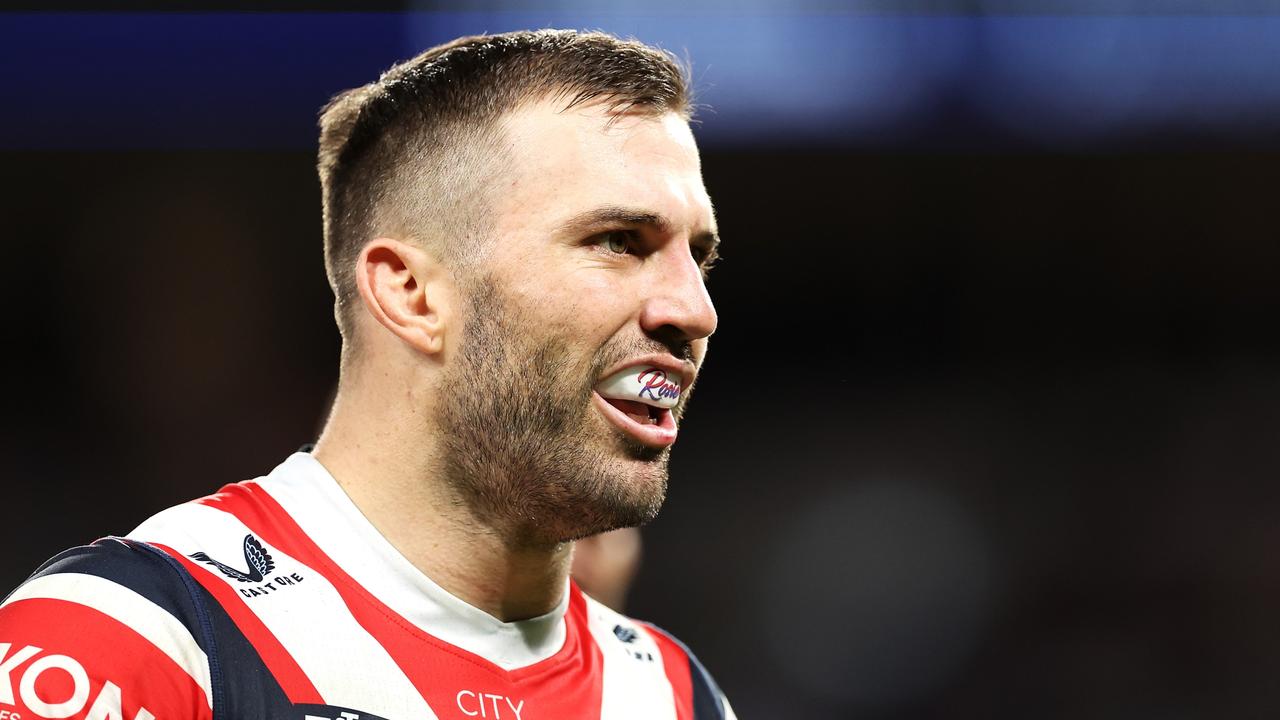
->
[5, 535, 200, 616]
[2, 477, 268, 618]
[0, 537, 216, 719]
[0, 477, 271, 714]
[577, 591, 737, 720]
[125, 454, 323, 562]
[126, 485, 242, 546]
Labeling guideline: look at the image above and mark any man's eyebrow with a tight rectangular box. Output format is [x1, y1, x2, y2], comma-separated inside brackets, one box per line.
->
[559, 205, 720, 249]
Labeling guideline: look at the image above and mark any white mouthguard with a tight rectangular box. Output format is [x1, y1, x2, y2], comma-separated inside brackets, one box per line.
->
[596, 366, 684, 409]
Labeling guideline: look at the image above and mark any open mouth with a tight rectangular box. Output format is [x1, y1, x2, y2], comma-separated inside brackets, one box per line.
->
[603, 398, 665, 425]
[591, 392, 678, 447]
[592, 365, 683, 447]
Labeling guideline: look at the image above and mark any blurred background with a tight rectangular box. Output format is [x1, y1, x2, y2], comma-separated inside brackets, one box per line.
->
[3, 2, 1280, 717]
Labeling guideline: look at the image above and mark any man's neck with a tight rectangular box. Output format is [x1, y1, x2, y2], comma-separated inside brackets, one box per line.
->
[311, 391, 572, 623]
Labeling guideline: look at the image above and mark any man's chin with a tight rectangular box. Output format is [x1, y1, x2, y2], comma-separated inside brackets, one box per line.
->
[537, 460, 669, 544]
[518, 502, 661, 546]
[554, 503, 662, 545]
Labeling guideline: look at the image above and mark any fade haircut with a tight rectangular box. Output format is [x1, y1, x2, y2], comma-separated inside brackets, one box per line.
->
[317, 29, 693, 345]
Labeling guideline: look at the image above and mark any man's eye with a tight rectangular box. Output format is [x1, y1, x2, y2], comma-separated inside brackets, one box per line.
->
[596, 230, 632, 254]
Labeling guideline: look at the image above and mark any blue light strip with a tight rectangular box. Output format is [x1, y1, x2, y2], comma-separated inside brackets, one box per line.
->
[3, 12, 1280, 149]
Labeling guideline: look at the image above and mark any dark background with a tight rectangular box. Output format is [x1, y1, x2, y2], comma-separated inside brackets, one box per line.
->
[3, 4, 1280, 718]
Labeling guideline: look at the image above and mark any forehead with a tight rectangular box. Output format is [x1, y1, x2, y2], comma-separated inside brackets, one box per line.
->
[492, 100, 714, 237]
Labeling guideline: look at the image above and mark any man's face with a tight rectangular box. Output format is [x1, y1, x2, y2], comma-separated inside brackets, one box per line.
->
[434, 100, 718, 546]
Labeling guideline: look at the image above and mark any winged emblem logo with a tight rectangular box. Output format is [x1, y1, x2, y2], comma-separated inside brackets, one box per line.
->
[190, 534, 276, 583]
[613, 624, 639, 644]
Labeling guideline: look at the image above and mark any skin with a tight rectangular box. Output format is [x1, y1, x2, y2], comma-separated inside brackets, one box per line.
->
[313, 96, 718, 622]
[570, 527, 643, 612]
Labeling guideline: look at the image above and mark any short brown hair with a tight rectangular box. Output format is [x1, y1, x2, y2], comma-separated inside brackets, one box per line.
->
[317, 29, 693, 343]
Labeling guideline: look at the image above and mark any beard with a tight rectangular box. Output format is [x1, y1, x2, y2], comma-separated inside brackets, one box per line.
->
[434, 278, 678, 547]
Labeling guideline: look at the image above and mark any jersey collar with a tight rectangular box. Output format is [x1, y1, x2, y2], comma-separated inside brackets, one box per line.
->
[255, 452, 570, 670]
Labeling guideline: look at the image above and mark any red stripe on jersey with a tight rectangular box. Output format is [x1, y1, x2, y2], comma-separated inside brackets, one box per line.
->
[195, 482, 606, 715]
[0, 596, 212, 720]
[148, 542, 324, 705]
[641, 623, 695, 720]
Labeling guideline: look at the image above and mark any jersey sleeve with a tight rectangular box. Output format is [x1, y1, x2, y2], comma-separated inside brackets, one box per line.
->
[0, 538, 216, 720]
[641, 622, 737, 720]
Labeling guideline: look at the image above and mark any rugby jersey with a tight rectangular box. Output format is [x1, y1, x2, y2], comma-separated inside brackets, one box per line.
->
[0, 452, 734, 720]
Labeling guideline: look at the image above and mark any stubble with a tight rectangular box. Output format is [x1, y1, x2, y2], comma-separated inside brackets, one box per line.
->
[435, 278, 670, 547]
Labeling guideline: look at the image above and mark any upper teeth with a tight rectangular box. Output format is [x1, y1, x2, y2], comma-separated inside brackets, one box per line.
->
[596, 366, 683, 409]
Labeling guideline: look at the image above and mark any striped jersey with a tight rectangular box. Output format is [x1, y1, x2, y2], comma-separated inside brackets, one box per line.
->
[0, 452, 734, 720]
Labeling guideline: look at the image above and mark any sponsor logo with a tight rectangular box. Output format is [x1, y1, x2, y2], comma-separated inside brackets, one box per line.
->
[0, 643, 154, 720]
[610, 624, 654, 662]
[293, 704, 389, 720]
[191, 534, 275, 583]
[612, 624, 638, 643]
[637, 369, 680, 402]
[455, 691, 524, 719]
[189, 534, 305, 599]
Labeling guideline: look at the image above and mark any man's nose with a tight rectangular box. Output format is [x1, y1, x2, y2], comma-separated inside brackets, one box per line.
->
[638, 245, 718, 343]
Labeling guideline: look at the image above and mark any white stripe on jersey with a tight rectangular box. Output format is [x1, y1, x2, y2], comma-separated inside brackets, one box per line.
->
[582, 594, 679, 720]
[254, 454, 569, 670]
[130, 502, 440, 720]
[1, 572, 214, 710]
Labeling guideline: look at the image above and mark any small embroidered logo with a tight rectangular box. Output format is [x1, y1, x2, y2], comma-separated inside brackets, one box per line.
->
[613, 624, 639, 643]
[190, 534, 275, 583]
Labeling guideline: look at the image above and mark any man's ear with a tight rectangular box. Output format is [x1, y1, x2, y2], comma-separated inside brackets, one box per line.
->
[354, 238, 450, 356]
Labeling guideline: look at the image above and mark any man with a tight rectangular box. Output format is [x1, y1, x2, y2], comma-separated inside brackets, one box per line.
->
[0, 29, 734, 720]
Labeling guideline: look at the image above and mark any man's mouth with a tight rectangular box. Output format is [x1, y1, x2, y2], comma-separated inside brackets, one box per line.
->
[601, 398, 664, 425]
[592, 366, 684, 447]
[596, 366, 683, 408]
